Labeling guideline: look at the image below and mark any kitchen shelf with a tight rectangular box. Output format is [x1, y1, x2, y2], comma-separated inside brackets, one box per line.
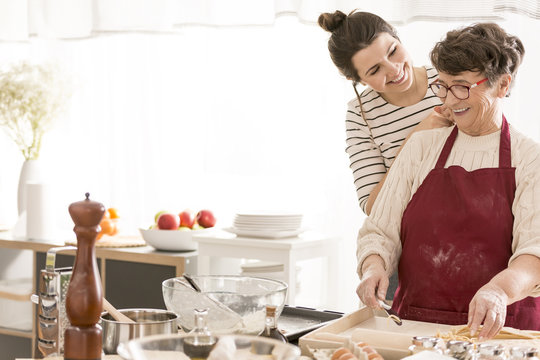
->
[0, 327, 33, 339]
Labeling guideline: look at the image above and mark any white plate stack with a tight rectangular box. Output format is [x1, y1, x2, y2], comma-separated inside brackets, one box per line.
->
[226, 212, 304, 239]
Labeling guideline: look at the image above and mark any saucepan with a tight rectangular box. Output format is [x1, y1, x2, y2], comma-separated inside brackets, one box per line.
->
[101, 308, 178, 354]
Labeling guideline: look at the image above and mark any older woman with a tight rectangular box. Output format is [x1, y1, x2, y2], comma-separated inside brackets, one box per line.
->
[356, 22, 540, 340]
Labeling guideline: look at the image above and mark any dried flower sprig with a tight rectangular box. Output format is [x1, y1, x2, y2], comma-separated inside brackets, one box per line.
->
[0, 61, 71, 160]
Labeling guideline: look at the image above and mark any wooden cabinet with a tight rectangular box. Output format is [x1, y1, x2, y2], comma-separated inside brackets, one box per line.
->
[0, 232, 197, 360]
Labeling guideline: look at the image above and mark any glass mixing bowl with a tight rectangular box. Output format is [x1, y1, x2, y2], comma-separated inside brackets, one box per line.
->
[162, 275, 288, 335]
[118, 333, 301, 360]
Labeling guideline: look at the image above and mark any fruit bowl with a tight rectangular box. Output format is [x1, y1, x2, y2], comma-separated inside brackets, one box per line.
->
[139, 228, 212, 251]
[162, 275, 288, 335]
[118, 333, 301, 360]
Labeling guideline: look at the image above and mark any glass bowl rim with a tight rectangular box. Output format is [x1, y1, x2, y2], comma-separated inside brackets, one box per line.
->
[123, 332, 301, 356]
[162, 274, 288, 295]
[100, 308, 178, 324]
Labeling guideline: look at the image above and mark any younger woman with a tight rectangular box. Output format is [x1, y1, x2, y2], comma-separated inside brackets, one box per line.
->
[319, 10, 451, 214]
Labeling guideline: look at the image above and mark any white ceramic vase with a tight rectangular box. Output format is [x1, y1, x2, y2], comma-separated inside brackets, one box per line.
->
[17, 160, 43, 215]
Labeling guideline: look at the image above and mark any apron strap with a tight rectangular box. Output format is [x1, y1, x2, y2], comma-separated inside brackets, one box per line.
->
[435, 126, 458, 169]
[499, 115, 512, 169]
[436, 117, 511, 170]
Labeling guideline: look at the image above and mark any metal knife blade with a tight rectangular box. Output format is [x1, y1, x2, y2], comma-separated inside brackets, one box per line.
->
[378, 299, 403, 326]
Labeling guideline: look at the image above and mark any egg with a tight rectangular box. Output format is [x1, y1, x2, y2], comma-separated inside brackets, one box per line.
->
[331, 348, 350, 360]
[338, 353, 357, 360]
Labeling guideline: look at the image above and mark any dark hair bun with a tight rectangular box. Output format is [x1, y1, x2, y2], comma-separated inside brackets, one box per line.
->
[318, 10, 347, 33]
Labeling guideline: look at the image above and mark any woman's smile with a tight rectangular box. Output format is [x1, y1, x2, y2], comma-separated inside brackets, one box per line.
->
[452, 107, 470, 116]
[388, 68, 406, 84]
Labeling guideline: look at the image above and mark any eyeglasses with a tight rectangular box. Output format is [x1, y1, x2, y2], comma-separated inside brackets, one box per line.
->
[429, 78, 488, 100]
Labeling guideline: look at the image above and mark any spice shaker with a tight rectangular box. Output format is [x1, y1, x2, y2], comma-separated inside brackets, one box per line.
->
[64, 193, 105, 360]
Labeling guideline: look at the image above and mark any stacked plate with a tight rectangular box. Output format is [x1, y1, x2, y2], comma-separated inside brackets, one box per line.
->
[225, 212, 303, 239]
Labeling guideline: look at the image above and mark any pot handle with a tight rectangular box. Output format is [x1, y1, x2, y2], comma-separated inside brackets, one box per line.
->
[116, 342, 132, 360]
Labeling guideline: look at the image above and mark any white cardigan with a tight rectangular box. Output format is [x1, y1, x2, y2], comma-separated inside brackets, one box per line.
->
[357, 124, 540, 296]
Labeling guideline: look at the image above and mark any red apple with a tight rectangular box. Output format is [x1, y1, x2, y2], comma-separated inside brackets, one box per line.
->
[157, 213, 180, 230]
[195, 210, 216, 228]
[178, 210, 194, 229]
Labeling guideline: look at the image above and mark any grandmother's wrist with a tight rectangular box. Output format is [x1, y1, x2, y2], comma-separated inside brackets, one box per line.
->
[361, 254, 385, 274]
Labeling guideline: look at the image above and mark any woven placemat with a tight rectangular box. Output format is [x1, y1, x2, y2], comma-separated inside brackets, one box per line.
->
[65, 234, 146, 248]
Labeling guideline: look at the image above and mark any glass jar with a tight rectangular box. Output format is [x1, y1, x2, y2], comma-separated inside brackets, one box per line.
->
[259, 305, 287, 343]
[183, 308, 217, 360]
[509, 346, 539, 360]
[409, 336, 444, 355]
[476, 343, 506, 360]
[446, 340, 474, 359]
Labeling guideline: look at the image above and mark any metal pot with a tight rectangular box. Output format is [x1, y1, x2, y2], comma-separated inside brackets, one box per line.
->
[101, 308, 178, 354]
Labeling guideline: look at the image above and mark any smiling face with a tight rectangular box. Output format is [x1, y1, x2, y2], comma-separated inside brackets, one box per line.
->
[436, 71, 511, 135]
[350, 32, 414, 94]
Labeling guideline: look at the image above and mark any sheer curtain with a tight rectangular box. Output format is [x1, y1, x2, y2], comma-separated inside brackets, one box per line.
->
[0, 2, 539, 311]
[1, 0, 540, 40]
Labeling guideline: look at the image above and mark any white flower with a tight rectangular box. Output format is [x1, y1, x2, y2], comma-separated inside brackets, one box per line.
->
[0, 61, 71, 160]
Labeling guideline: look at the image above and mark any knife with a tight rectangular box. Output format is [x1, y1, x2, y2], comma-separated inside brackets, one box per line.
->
[378, 299, 403, 326]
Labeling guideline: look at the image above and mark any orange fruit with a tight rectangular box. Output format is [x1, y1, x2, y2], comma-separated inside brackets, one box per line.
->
[99, 218, 116, 236]
[110, 219, 119, 236]
[108, 207, 120, 219]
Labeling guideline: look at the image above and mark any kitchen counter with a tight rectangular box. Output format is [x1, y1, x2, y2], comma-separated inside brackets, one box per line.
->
[0, 231, 198, 359]
[0, 232, 196, 272]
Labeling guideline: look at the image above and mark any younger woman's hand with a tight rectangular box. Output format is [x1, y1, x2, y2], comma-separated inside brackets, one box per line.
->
[415, 105, 453, 132]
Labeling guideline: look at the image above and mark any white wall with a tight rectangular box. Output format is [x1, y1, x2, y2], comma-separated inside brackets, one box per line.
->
[0, 14, 539, 312]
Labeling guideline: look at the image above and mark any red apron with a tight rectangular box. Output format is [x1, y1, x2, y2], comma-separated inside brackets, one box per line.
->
[392, 117, 540, 330]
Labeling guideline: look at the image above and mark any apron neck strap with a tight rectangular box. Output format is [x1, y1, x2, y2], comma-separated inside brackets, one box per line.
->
[435, 116, 512, 170]
[435, 126, 458, 169]
[499, 115, 512, 168]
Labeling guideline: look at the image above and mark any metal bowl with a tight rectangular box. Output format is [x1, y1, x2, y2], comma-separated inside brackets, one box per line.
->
[101, 308, 178, 354]
[162, 275, 288, 335]
[118, 333, 301, 360]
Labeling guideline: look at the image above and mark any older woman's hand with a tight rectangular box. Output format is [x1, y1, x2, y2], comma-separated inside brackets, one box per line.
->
[468, 283, 509, 340]
[357, 255, 388, 308]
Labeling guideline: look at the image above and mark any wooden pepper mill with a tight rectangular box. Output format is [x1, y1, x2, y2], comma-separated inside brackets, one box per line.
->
[64, 193, 104, 360]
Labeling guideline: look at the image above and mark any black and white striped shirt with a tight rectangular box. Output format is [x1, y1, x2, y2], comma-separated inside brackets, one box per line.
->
[345, 66, 441, 213]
